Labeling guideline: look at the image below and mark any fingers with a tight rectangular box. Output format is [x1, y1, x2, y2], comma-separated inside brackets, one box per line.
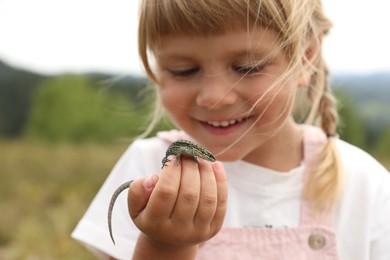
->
[128, 174, 159, 219]
[141, 155, 183, 222]
[210, 161, 228, 232]
[130, 156, 228, 246]
[193, 159, 218, 226]
[171, 158, 201, 223]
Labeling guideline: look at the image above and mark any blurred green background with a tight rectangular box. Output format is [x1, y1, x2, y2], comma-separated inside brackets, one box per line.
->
[0, 60, 389, 259]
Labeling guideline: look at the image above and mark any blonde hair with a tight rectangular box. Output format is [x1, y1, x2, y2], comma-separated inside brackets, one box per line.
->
[138, 0, 343, 212]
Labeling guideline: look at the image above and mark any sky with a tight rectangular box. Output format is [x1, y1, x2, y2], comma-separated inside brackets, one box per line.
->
[0, 0, 389, 76]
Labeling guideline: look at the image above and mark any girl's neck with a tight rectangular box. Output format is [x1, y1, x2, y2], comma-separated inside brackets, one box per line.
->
[242, 122, 303, 172]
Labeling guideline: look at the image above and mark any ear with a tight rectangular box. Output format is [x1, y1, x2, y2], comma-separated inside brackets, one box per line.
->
[297, 34, 322, 87]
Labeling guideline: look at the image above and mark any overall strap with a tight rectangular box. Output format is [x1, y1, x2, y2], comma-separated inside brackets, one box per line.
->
[299, 125, 333, 227]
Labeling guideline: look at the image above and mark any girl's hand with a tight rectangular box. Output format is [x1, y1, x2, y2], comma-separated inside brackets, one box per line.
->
[128, 156, 228, 255]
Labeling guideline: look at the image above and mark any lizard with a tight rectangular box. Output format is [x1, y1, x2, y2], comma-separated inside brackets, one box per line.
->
[108, 139, 216, 245]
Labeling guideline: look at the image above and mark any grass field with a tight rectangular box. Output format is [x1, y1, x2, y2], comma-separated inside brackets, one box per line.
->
[0, 140, 129, 259]
[0, 140, 388, 259]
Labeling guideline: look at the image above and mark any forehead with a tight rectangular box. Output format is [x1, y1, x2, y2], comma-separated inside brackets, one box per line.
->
[154, 27, 282, 59]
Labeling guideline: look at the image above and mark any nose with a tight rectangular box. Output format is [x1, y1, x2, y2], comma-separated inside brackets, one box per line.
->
[196, 74, 238, 109]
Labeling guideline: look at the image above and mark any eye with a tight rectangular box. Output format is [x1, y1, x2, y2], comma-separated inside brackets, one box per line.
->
[168, 67, 199, 77]
[233, 63, 267, 75]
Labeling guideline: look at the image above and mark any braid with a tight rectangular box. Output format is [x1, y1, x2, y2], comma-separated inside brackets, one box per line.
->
[305, 51, 338, 134]
[304, 56, 344, 212]
[316, 64, 338, 135]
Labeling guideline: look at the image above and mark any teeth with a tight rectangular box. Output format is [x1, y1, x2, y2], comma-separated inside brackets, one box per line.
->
[207, 118, 244, 127]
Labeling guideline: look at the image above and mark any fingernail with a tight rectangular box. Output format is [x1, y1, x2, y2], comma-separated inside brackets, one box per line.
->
[167, 155, 176, 160]
[143, 175, 156, 190]
[212, 161, 224, 172]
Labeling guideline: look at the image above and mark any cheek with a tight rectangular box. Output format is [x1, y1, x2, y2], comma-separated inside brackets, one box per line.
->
[158, 86, 193, 122]
[157, 75, 193, 107]
[249, 84, 296, 120]
[159, 88, 177, 110]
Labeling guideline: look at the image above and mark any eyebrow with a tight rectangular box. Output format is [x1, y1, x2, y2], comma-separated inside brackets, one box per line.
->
[154, 33, 281, 62]
[155, 49, 274, 63]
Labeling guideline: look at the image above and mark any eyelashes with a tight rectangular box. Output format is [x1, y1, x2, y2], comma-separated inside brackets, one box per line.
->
[167, 62, 269, 78]
[232, 63, 268, 75]
[168, 67, 199, 77]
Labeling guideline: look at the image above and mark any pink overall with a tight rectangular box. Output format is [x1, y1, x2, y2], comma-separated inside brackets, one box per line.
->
[196, 125, 339, 259]
[158, 126, 339, 259]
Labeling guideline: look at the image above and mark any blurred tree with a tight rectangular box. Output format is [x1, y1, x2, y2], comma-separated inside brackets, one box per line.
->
[23, 75, 149, 142]
[0, 61, 43, 137]
[334, 89, 366, 149]
[374, 127, 390, 156]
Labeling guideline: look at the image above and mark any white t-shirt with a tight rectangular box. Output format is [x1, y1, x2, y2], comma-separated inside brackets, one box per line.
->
[72, 133, 390, 260]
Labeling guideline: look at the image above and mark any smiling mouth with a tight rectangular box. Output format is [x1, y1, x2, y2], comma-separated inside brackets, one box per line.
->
[206, 117, 248, 128]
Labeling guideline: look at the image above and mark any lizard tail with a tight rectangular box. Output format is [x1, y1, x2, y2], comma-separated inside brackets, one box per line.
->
[108, 180, 133, 245]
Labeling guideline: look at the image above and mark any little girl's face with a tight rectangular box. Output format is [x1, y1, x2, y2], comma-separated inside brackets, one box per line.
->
[154, 27, 304, 163]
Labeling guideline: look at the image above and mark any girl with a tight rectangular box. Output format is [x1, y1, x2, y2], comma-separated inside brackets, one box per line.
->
[72, 0, 390, 259]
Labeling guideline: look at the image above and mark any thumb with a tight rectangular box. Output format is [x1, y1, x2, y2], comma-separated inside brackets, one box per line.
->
[128, 174, 159, 219]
